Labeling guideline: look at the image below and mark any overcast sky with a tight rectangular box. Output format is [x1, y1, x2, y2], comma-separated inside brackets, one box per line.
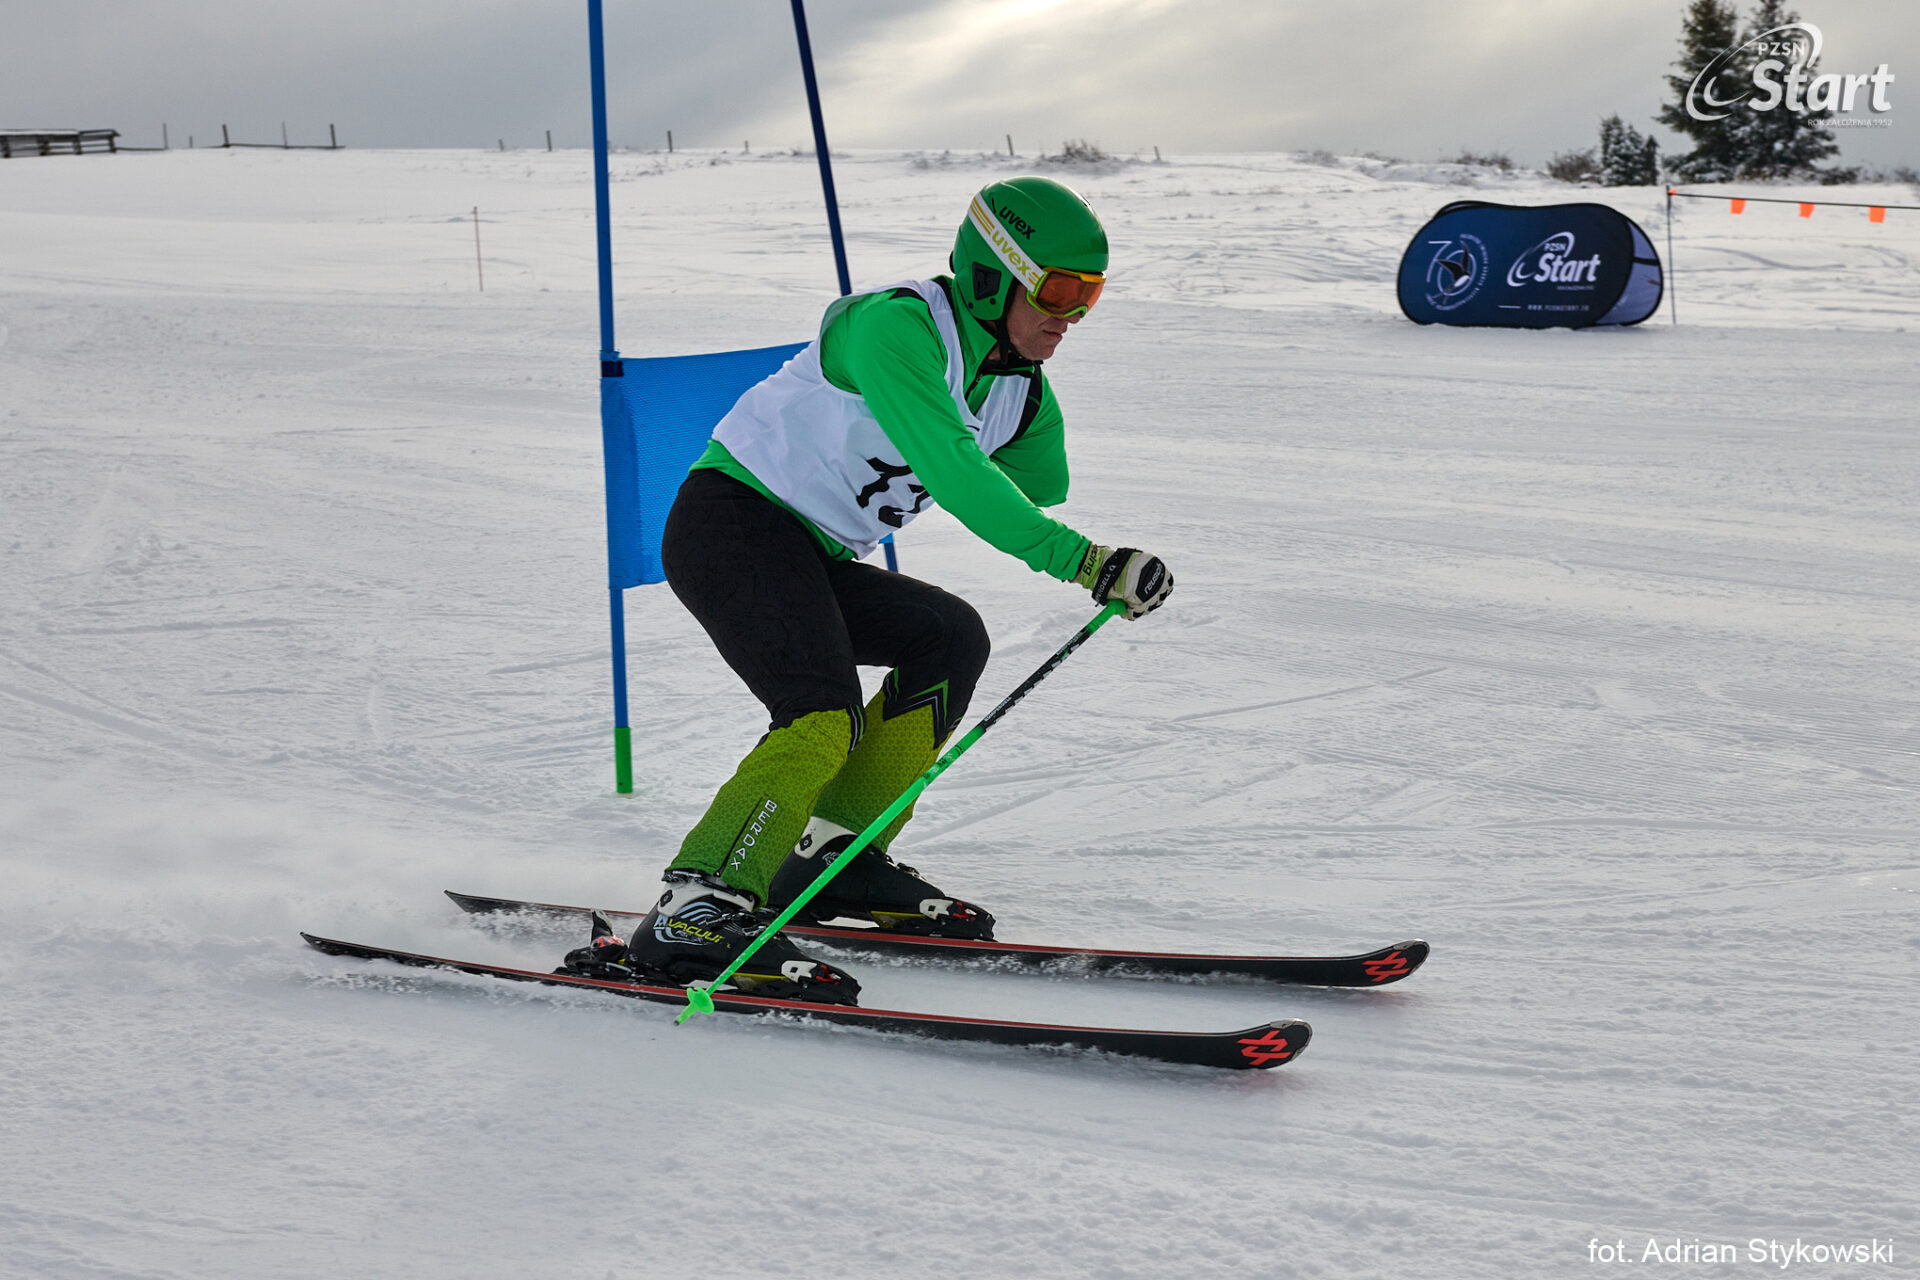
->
[4, 0, 1914, 169]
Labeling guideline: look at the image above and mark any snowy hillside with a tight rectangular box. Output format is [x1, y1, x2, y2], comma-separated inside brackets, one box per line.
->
[2, 147, 1916, 1279]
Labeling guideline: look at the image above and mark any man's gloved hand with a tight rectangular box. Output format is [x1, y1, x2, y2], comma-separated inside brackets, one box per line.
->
[1075, 545, 1174, 620]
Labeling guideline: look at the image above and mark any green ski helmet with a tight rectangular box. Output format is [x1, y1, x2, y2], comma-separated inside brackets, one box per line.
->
[951, 176, 1108, 323]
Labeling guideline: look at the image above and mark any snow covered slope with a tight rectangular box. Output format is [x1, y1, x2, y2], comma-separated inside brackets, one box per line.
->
[2, 147, 1916, 1279]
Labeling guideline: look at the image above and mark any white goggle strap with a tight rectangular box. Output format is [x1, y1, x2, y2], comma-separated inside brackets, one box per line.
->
[967, 195, 1045, 295]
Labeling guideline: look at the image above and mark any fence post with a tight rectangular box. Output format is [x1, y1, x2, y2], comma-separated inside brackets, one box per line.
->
[547, 129, 553, 152]
[667, 129, 673, 153]
[330, 123, 337, 149]
[473, 207, 484, 292]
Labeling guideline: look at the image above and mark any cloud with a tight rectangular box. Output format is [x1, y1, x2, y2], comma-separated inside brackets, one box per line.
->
[2, 0, 1913, 166]
[752, 0, 1916, 167]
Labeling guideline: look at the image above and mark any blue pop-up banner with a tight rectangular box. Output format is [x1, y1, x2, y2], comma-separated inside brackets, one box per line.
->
[1397, 201, 1663, 329]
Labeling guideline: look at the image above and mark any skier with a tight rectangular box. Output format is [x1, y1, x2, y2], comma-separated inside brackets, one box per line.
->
[588, 177, 1172, 1003]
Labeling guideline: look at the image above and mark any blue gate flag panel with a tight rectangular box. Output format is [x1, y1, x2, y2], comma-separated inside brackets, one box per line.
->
[602, 342, 807, 587]
[1397, 201, 1663, 329]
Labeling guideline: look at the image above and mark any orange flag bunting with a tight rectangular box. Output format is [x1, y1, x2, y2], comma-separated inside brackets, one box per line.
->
[1729, 198, 1746, 214]
[1798, 202, 1815, 218]
[1869, 206, 1886, 224]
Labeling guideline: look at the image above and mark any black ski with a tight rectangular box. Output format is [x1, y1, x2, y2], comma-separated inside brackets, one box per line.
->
[445, 890, 1428, 988]
[301, 933, 1309, 1071]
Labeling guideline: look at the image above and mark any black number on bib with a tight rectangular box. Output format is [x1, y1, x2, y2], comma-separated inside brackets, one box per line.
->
[857, 457, 930, 528]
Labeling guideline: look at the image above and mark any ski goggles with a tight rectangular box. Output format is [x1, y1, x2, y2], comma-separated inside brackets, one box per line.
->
[1025, 266, 1105, 319]
[968, 195, 1107, 318]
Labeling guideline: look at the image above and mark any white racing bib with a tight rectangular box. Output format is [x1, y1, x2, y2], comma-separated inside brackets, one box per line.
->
[712, 279, 1030, 559]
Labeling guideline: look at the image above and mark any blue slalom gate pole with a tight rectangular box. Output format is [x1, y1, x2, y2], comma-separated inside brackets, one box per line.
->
[589, 0, 616, 358]
[789, 0, 896, 571]
[588, 0, 634, 793]
[790, 0, 850, 298]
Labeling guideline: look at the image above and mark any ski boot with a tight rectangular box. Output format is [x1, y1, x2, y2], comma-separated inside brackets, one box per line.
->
[766, 819, 996, 940]
[569, 873, 860, 1005]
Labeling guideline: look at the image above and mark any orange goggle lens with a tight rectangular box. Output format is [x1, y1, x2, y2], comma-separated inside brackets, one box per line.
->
[1026, 267, 1105, 318]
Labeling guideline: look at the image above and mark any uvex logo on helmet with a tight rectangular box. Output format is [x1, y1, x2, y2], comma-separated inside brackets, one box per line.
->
[968, 195, 1044, 292]
[992, 202, 1038, 240]
[1505, 232, 1602, 288]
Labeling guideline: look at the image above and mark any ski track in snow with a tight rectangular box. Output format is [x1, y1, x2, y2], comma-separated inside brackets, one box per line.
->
[2, 148, 1917, 1279]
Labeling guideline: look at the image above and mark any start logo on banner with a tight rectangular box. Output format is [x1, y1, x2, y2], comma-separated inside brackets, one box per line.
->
[1504, 233, 1603, 288]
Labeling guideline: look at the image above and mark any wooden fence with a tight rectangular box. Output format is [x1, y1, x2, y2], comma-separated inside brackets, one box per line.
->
[0, 129, 119, 158]
[0, 125, 345, 157]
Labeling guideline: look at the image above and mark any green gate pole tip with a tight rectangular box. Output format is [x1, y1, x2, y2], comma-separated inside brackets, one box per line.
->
[614, 725, 633, 794]
[677, 983, 715, 1023]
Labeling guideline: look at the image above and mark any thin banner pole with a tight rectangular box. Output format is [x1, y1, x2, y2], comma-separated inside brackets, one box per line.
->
[678, 603, 1125, 1022]
[589, 0, 633, 793]
[1666, 187, 1677, 327]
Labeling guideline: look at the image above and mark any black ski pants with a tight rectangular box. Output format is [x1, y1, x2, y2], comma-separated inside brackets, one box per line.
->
[661, 468, 989, 741]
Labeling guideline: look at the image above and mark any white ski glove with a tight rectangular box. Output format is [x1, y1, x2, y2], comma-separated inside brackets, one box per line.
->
[1076, 545, 1173, 620]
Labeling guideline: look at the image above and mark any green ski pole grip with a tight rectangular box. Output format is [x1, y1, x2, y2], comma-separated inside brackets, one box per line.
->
[679, 601, 1123, 1021]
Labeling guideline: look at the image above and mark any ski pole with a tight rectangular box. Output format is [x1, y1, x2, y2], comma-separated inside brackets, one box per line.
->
[678, 600, 1125, 1022]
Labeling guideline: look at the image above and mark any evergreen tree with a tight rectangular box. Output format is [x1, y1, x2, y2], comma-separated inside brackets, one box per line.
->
[1599, 115, 1662, 186]
[1656, 0, 1748, 181]
[1732, 0, 1840, 178]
